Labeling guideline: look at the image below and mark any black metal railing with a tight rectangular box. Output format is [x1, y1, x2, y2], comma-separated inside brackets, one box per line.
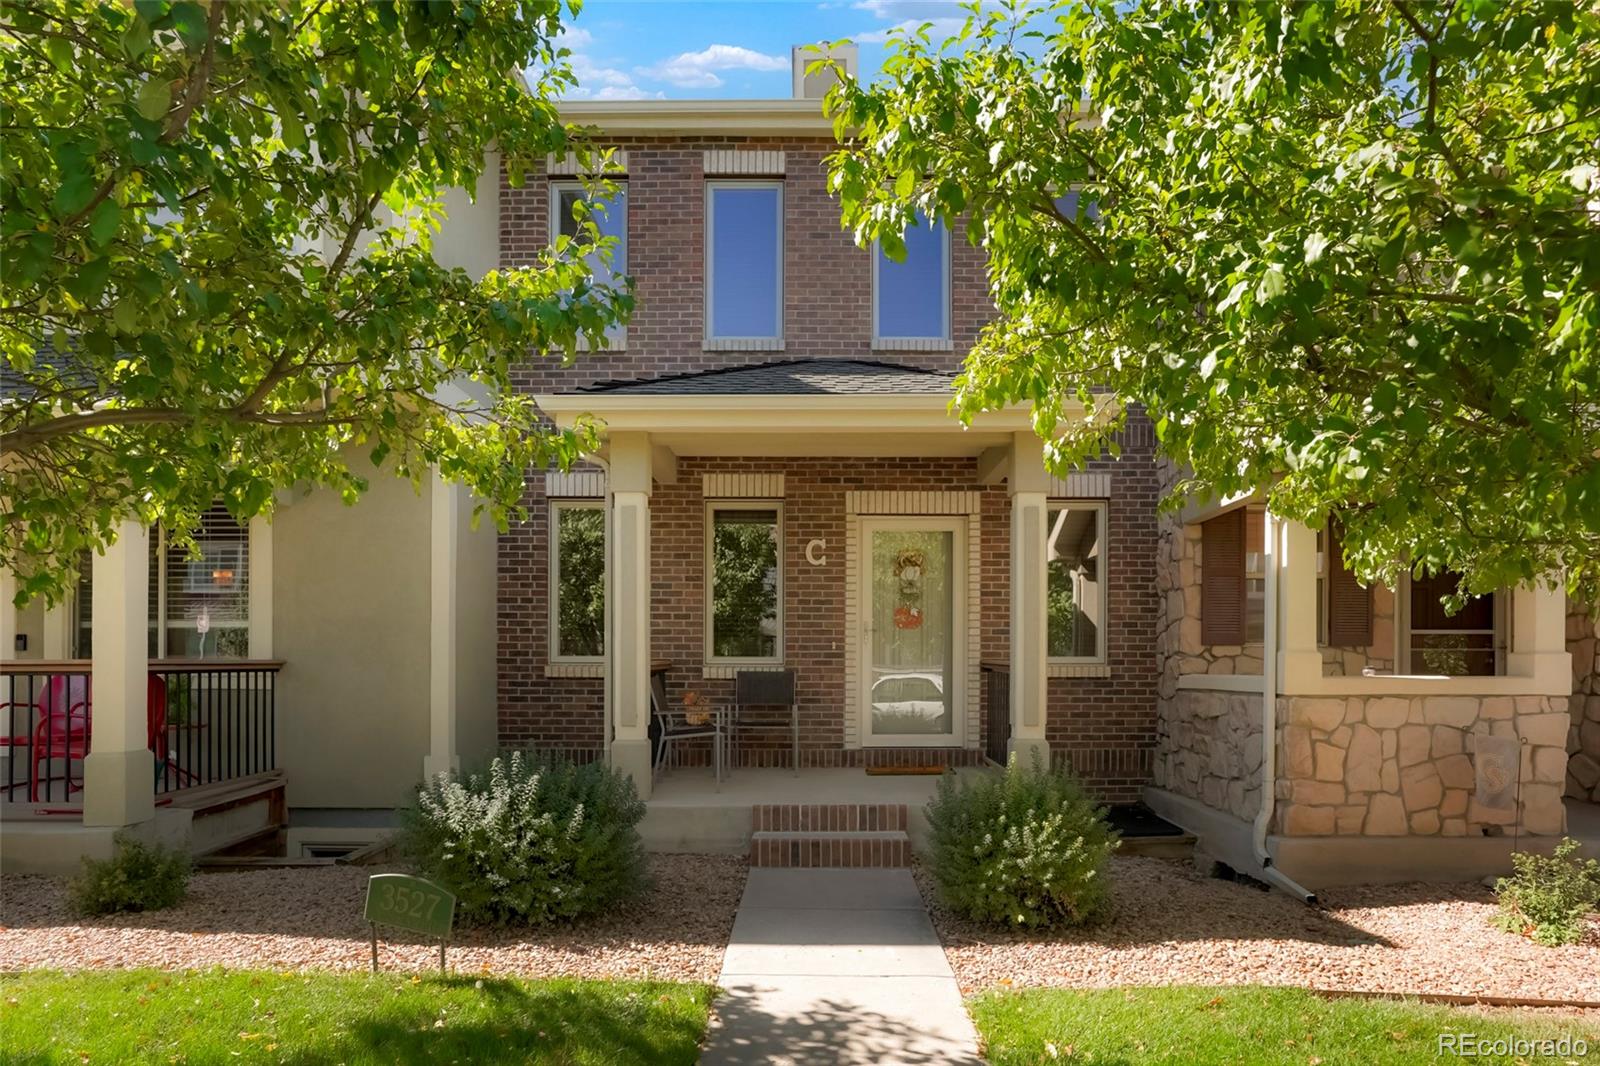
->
[981, 661, 1010, 766]
[1, 660, 281, 803]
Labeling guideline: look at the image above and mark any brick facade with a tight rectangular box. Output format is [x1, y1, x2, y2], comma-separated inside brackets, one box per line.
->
[495, 134, 1161, 802]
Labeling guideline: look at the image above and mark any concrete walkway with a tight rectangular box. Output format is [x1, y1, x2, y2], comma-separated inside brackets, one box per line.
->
[699, 868, 984, 1065]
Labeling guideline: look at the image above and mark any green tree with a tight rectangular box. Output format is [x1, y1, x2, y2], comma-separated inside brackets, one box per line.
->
[822, 1, 1600, 602]
[2, 0, 629, 603]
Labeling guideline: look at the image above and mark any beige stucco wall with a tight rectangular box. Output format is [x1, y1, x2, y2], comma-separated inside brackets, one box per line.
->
[432, 151, 501, 280]
[272, 459, 431, 809]
[453, 483, 498, 773]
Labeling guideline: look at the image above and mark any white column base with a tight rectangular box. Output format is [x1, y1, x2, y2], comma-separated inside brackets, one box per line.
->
[82, 749, 156, 828]
[1006, 736, 1051, 772]
[610, 736, 653, 801]
[421, 753, 460, 781]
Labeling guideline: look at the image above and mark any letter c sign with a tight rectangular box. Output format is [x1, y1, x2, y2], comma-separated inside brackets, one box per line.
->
[805, 539, 827, 566]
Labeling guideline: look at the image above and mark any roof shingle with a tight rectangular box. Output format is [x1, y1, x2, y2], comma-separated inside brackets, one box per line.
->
[574, 359, 956, 396]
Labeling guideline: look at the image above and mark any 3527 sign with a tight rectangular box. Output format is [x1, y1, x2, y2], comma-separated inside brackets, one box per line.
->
[364, 873, 456, 973]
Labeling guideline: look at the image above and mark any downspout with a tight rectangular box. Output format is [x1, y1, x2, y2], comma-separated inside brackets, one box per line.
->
[1254, 511, 1318, 905]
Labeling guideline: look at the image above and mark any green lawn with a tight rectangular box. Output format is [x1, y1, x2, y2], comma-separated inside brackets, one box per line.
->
[970, 985, 1600, 1065]
[0, 969, 714, 1065]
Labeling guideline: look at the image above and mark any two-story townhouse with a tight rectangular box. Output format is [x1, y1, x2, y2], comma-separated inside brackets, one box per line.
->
[5, 49, 1596, 887]
[494, 57, 1162, 809]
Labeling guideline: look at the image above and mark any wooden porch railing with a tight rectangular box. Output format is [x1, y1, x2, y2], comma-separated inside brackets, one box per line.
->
[980, 660, 1010, 766]
[1, 659, 283, 803]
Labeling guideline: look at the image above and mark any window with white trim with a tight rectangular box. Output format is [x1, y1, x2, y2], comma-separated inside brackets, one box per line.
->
[706, 502, 782, 662]
[705, 181, 783, 344]
[874, 210, 949, 345]
[1046, 501, 1107, 662]
[550, 501, 605, 661]
[72, 504, 251, 659]
[551, 181, 627, 348]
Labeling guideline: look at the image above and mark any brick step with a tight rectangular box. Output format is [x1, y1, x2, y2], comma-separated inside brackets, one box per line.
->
[750, 830, 912, 868]
[752, 803, 908, 832]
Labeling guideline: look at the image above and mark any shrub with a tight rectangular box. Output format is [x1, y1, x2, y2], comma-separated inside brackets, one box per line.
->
[1491, 837, 1600, 946]
[69, 832, 191, 917]
[401, 751, 648, 926]
[925, 755, 1118, 929]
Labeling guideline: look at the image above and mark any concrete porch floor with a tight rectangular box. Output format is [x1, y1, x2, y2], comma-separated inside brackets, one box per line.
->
[642, 767, 977, 854]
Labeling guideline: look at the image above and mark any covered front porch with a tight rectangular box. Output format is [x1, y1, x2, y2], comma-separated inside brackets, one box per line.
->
[537, 361, 1074, 800]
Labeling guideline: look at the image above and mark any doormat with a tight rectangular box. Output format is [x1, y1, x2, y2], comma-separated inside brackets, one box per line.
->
[864, 765, 946, 776]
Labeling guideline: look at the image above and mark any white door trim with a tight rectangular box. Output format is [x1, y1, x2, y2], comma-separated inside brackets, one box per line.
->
[854, 515, 974, 748]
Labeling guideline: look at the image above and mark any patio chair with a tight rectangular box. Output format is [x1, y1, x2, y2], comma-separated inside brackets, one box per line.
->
[650, 670, 723, 785]
[27, 674, 171, 801]
[730, 669, 798, 776]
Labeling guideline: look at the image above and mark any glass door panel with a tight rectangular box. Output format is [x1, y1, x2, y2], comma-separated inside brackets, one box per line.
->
[867, 527, 955, 739]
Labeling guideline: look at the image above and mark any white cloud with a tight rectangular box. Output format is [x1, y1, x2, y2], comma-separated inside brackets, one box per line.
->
[550, 26, 664, 100]
[852, 0, 969, 19]
[640, 44, 789, 89]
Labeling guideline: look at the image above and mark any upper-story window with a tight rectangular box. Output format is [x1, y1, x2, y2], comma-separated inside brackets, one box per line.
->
[706, 181, 783, 348]
[551, 181, 627, 348]
[874, 211, 950, 347]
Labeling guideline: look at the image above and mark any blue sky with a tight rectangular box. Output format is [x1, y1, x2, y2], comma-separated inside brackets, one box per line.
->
[554, 1, 976, 99]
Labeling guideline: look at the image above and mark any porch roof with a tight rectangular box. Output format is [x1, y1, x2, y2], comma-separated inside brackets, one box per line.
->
[538, 359, 1043, 457]
[578, 359, 956, 396]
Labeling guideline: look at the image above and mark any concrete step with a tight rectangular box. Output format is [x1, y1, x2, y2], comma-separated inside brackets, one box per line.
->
[750, 830, 912, 868]
[752, 803, 908, 832]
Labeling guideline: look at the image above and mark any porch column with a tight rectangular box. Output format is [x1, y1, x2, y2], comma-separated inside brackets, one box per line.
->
[1008, 432, 1051, 767]
[83, 520, 155, 828]
[423, 469, 460, 779]
[1508, 580, 1569, 690]
[608, 433, 654, 798]
[1275, 518, 1322, 691]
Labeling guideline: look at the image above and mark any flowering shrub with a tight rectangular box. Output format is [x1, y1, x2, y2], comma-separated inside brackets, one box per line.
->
[1492, 837, 1600, 946]
[69, 832, 191, 917]
[401, 751, 647, 926]
[925, 755, 1117, 929]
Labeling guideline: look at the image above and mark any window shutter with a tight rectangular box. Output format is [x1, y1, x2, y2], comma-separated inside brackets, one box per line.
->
[1200, 508, 1246, 645]
[1326, 521, 1373, 646]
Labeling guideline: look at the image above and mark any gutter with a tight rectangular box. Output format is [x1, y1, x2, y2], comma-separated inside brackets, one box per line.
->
[1254, 511, 1319, 905]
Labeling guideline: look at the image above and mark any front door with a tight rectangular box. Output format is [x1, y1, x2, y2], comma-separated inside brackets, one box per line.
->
[860, 517, 964, 745]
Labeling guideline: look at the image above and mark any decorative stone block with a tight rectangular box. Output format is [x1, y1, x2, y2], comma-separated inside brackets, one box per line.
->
[1366, 697, 1408, 729]
[1335, 804, 1366, 834]
[1431, 726, 1463, 758]
[1284, 804, 1337, 835]
[1365, 793, 1407, 836]
[1479, 696, 1514, 720]
[1438, 754, 1475, 791]
[1518, 713, 1570, 748]
[1314, 743, 1346, 782]
[1531, 746, 1566, 785]
[1440, 788, 1468, 818]
[1284, 726, 1314, 779]
[1441, 818, 1466, 837]
[1423, 697, 1480, 729]
[1410, 810, 1440, 835]
[1468, 798, 1515, 826]
[1294, 698, 1347, 732]
[1400, 762, 1443, 812]
[1344, 725, 1382, 794]
[1570, 753, 1600, 791]
[1382, 762, 1400, 793]
[1292, 780, 1346, 806]
[1519, 783, 1565, 835]
[1398, 725, 1432, 768]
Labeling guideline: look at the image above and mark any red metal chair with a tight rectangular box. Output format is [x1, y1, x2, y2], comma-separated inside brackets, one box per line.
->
[28, 675, 170, 801]
[26, 674, 91, 801]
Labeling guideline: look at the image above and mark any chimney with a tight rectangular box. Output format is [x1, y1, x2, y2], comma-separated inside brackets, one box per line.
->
[791, 44, 858, 100]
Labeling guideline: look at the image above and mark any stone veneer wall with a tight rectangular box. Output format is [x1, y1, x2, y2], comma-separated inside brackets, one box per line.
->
[1568, 603, 1600, 803]
[1276, 695, 1570, 837]
[1151, 688, 1263, 822]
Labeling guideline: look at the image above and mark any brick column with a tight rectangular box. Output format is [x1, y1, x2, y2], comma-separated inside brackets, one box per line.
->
[1008, 432, 1051, 768]
[83, 520, 155, 828]
[608, 433, 654, 798]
